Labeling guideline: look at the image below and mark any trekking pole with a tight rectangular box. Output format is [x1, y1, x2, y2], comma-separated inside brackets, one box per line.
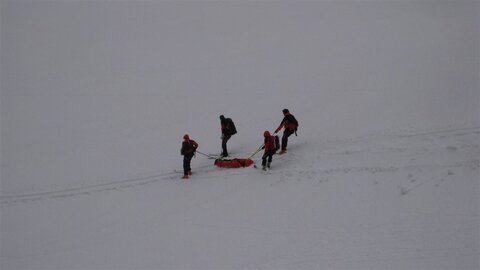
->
[196, 150, 216, 159]
[248, 144, 264, 159]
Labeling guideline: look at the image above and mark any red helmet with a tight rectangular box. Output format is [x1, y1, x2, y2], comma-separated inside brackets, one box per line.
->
[183, 134, 189, 140]
[263, 130, 271, 137]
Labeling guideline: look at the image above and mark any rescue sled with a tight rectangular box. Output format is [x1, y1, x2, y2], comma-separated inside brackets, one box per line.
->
[214, 158, 254, 168]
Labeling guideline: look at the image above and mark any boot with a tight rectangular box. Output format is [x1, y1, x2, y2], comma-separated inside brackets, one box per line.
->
[188, 170, 192, 176]
[182, 175, 189, 179]
[267, 162, 271, 169]
[278, 149, 287, 155]
[262, 165, 267, 171]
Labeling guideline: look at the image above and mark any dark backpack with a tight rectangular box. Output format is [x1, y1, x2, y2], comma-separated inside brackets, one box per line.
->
[274, 135, 280, 152]
[225, 118, 237, 135]
[288, 114, 299, 131]
[181, 140, 198, 156]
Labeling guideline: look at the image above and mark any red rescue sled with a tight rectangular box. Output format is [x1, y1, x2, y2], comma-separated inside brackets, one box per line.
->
[214, 158, 254, 168]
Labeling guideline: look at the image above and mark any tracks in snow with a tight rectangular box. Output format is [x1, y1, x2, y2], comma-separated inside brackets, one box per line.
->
[0, 164, 213, 205]
[2, 126, 479, 205]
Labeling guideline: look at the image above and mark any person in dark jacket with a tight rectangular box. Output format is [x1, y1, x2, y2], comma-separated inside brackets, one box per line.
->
[274, 109, 298, 154]
[219, 115, 237, 157]
[180, 134, 198, 179]
[262, 131, 276, 171]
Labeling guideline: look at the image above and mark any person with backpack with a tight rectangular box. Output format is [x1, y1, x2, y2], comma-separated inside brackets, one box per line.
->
[180, 134, 198, 179]
[261, 131, 277, 171]
[274, 109, 298, 154]
[219, 115, 237, 157]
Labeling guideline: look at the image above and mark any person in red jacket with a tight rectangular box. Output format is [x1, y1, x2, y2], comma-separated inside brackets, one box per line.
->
[262, 131, 276, 171]
[274, 109, 298, 154]
[180, 134, 198, 179]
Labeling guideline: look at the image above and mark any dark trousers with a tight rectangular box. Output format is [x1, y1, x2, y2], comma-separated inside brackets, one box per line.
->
[221, 134, 231, 156]
[281, 129, 295, 151]
[183, 155, 193, 175]
[262, 150, 275, 166]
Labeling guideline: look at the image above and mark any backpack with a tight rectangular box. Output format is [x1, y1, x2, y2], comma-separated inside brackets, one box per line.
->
[286, 114, 298, 131]
[191, 140, 198, 152]
[181, 140, 198, 156]
[274, 135, 280, 152]
[225, 118, 237, 135]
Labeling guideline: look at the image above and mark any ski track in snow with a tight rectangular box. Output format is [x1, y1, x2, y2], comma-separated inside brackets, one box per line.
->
[1, 127, 479, 206]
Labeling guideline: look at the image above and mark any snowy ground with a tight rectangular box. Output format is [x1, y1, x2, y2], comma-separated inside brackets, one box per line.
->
[1, 1, 479, 269]
[1, 126, 479, 269]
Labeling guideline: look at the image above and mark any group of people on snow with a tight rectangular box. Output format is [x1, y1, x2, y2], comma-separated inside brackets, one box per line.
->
[181, 109, 298, 179]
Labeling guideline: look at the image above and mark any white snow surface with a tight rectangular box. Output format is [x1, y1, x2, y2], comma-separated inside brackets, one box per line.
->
[1, 1, 479, 269]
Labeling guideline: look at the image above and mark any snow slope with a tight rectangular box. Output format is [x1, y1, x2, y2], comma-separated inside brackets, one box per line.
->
[1, 126, 479, 269]
[1, 1, 479, 269]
